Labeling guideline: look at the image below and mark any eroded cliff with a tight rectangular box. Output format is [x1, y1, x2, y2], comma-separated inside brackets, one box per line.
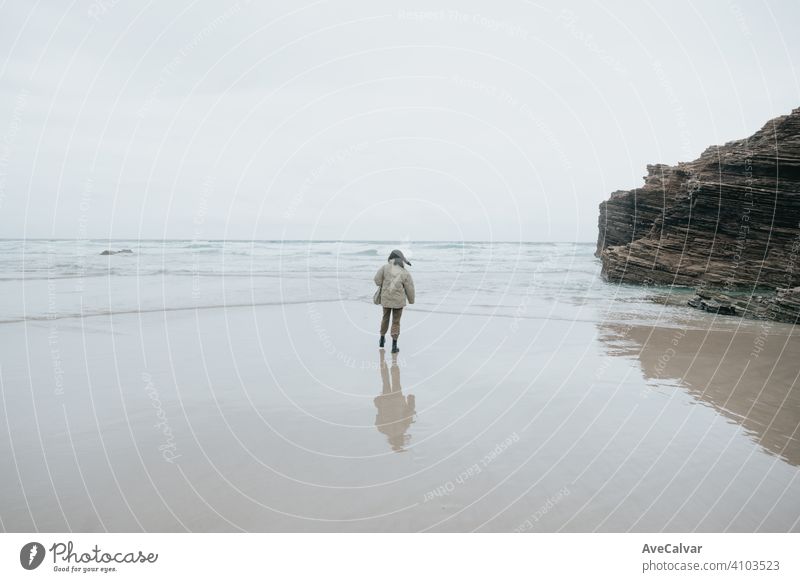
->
[597, 107, 800, 322]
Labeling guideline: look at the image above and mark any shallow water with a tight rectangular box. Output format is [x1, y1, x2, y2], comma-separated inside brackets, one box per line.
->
[0, 241, 798, 531]
[0, 239, 674, 323]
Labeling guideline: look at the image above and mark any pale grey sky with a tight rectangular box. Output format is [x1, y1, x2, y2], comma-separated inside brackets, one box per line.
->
[1, 0, 798, 241]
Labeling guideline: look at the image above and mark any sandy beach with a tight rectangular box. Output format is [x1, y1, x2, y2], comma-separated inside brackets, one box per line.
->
[2, 297, 798, 532]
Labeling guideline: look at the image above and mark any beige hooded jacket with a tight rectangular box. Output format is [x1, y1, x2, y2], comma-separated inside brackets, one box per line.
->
[374, 261, 415, 308]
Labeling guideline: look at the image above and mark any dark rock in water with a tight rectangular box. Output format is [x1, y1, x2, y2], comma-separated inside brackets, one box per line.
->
[100, 249, 133, 256]
[597, 107, 800, 323]
[687, 293, 736, 315]
[764, 286, 800, 324]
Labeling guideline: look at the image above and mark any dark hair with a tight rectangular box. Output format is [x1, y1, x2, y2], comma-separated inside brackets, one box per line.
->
[388, 249, 411, 266]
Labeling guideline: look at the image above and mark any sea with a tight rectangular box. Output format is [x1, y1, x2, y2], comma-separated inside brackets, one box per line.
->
[0, 239, 699, 327]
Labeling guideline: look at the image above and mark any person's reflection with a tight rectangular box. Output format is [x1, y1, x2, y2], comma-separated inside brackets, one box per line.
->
[374, 349, 416, 452]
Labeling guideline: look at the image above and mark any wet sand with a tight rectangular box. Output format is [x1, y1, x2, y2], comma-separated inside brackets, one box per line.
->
[1, 301, 799, 532]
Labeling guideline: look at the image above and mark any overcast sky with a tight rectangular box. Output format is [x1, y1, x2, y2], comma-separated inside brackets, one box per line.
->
[1, 0, 798, 242]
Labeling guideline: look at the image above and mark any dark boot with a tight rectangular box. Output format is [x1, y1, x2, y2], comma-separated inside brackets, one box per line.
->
[379, 335, 385, 348]
[391, 339, 399, 353]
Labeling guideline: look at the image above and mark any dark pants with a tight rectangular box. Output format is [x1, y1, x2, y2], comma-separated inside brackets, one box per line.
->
[380, 307, 403, 339]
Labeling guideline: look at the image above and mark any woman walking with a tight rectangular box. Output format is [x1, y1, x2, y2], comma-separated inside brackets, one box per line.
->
[374, 249, 415, 353]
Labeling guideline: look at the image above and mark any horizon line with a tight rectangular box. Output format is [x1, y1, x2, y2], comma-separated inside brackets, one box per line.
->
[0, 238, 596, 244]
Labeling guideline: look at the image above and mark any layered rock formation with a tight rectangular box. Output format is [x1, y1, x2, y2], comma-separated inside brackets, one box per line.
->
[597, 107, 800, 322]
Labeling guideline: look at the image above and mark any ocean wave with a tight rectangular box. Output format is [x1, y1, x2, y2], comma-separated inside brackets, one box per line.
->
[0, 269, 126, 281]
[0, 297, 347, 325]
[418, 242, 475, 250]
